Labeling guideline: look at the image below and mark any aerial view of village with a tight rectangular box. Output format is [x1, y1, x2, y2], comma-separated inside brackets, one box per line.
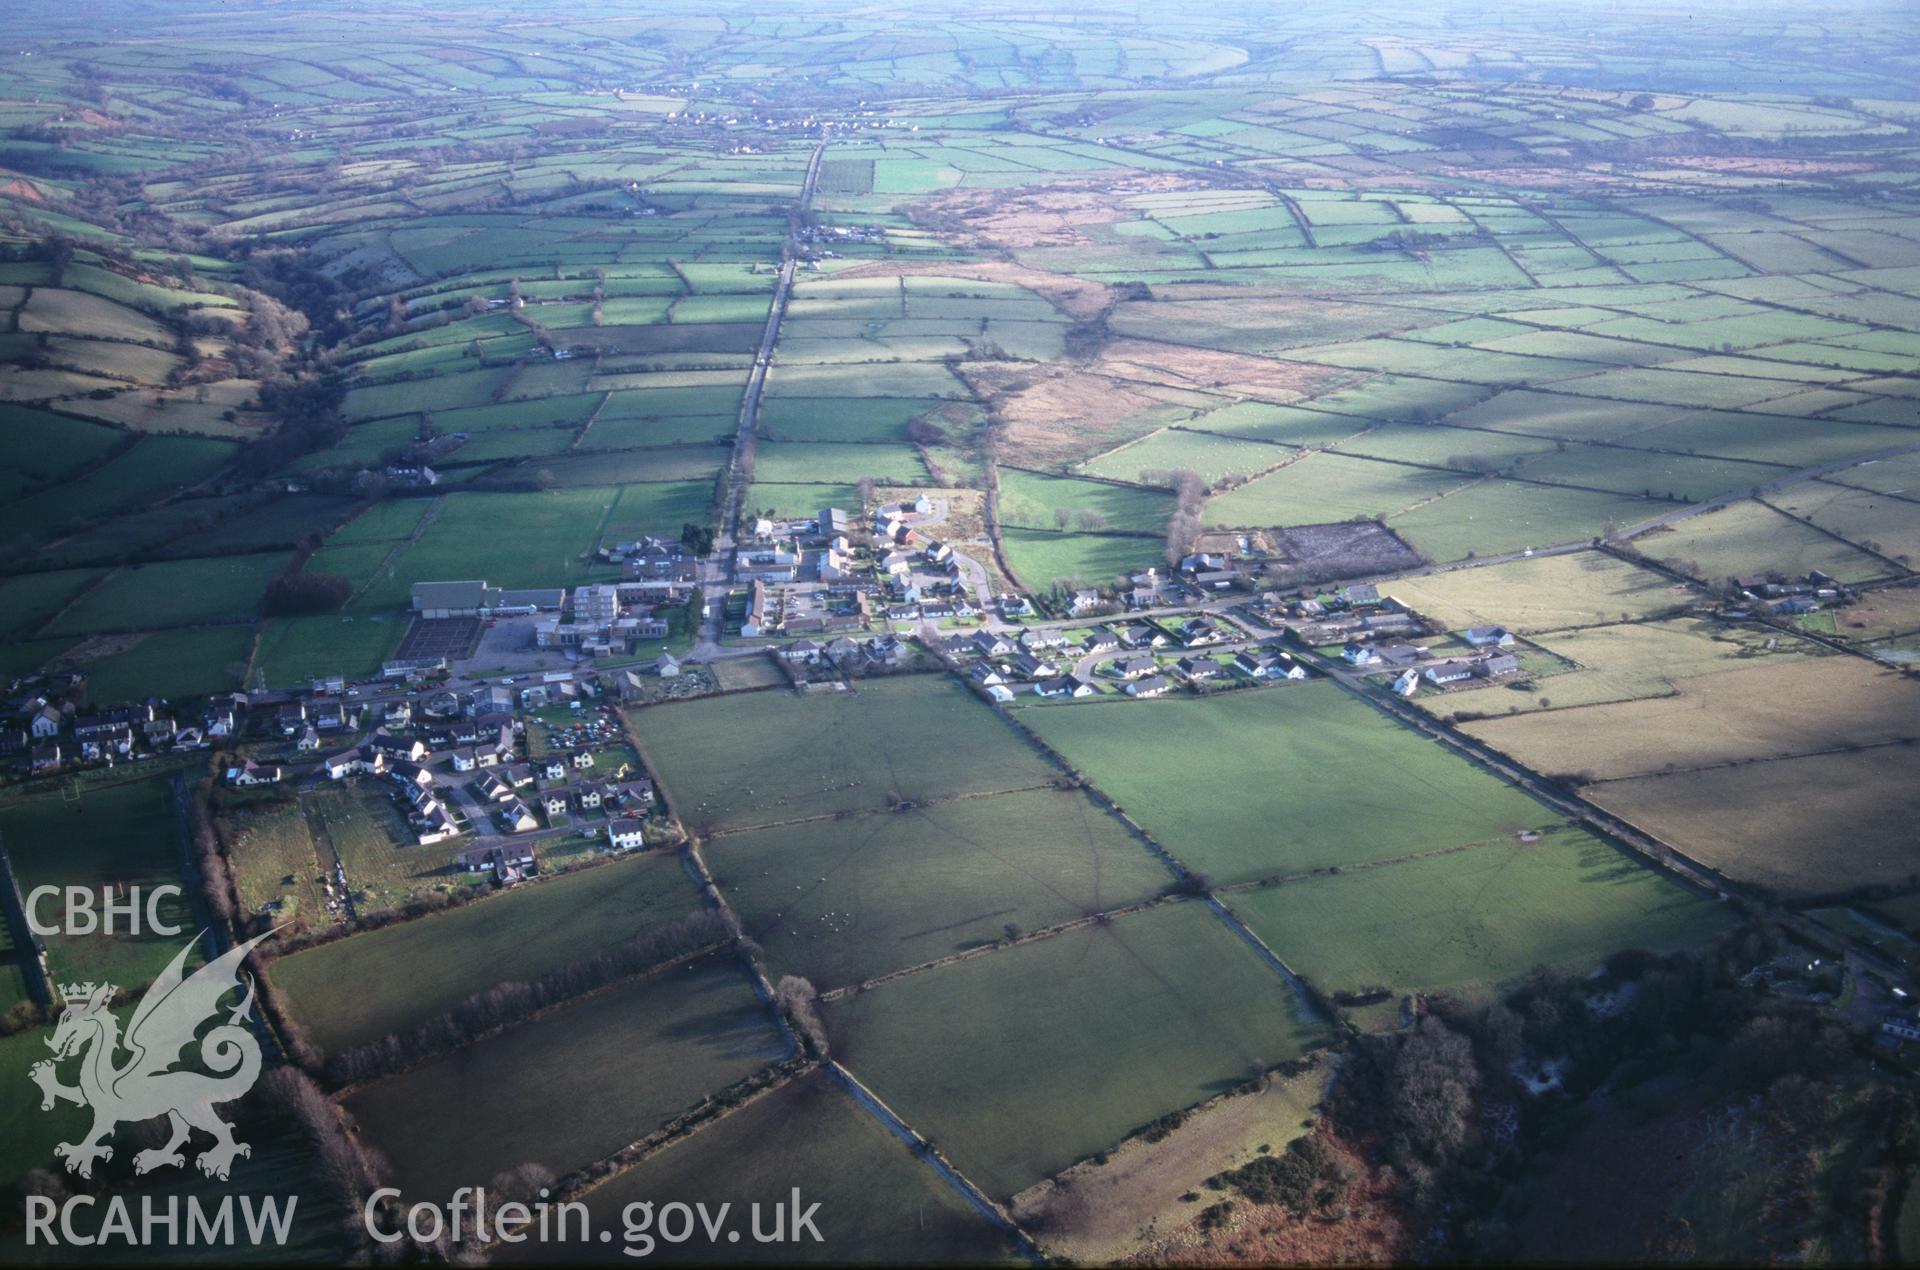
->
[0, 0, 1917, 1264]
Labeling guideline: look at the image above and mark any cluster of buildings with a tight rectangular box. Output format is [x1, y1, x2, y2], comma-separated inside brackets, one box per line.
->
[1341, 622, 1522, 696]
[943, 615, 1308, 704]
[1728, 570, 1849, 618]
[4, 676, 232, 775]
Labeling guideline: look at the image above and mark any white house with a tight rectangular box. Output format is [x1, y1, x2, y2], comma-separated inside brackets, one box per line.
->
[607, 816, 647, 851]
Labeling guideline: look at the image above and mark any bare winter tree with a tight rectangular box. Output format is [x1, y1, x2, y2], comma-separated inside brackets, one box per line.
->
[1165, 510, 1201, 565]
[1170, 468, 1206, 515]
[855, 476, 877, 509]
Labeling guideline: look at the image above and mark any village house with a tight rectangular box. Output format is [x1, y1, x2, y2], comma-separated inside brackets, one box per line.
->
[1393, 668, 1421, 697]
[476, 770, 515, 802]
[1376, 643, 1427, 668]
[1012, 652, 1060, 679]
[31, 744, 63, 774]
[1474, 653, 1522, 678]
[986, 683, 1016, 704]
[969, 664, 1006, 688]
[1340, 584, 1382, 608]
[451, 747, 478, 773]
[30, 704, 64, 739]
[607, 816, 648, 851]
[499, 800, 540, 834]
[324, 747, 384, 780]
[1179, 617, 1223, 646]
[1111, 656, 1156, 680]
[1234, 650, 1307, 681]
[782, 639, 822, 665]
[540, 756, 569, 782]
[416, 804, 461, 846]
[1069, 589, 1105, 616]
[1082, 629, 1121, 655]
[742, 581, 770, 637]
[1175, 656, 1224, 682]
[458, 842, 534, 881]
[973, 632, 1017, 658]
[1423, 659, 1477, 685]
[1118, 624, 1167, 649]
[1463, 625, 1515, 648]
[570, 748, 595, 771]
[1342, 642, 1383, 666]
[391, 760, 434, 789]
[606, 778, 654, 809]
[1126, 675, 1172, 699]
[225, 758, 280, 786]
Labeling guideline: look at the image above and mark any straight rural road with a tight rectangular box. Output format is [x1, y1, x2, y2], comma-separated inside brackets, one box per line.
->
[693, 134, 828, 660]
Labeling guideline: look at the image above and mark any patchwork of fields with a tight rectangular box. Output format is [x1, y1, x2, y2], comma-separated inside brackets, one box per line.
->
[1, 6, 1917, 1262]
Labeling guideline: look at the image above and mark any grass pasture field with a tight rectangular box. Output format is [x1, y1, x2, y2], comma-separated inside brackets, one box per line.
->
[1419, 618, 1823, 721]
[60, 623, 253, 703]
[706, 786, 1175, 988]
[1632, 499, 1893, 584]
[823, 901, 1325, 1200]
[630, 675, 1058, 833]
[542, 1071, 1014, 1265]
[1384, 550, 1688, 633]
[347, 954, 785, 1203]
[1589, 746, 1920, 899]
[1224, 828, 1730, 1003]
[1000, 527, 1159, 592]
[271, 851, 706, 1053]
[1387, 480, 1679, 563]
[10, 16, 1920, 1261]
[1019, 684, 1556, 886]
[1460, 657, 1920, 782]
[0, 769, 196, 994]
[45, 553, 289, 635]
[1203, 453, 1467, 528]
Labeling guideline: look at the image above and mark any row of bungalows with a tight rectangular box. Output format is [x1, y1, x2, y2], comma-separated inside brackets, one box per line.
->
[781, 634, 909, 669]
[456, 842, 536, 883]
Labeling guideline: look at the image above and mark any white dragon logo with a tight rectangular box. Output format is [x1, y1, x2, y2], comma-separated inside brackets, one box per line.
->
[29, 929, 273, 1181]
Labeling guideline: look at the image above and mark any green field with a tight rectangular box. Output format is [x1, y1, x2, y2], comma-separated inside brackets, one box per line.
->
[555, 1071, 1015, 1265]
[46, 553, 290, 634]
[272, 851, 708, 1053]
[1020, 684, 1555, 885]
[67, 624, 253, 703]
[1000, 528, 1157, 593]
[1384, 550, 1687, 633]
[347, 954, 785, 1202]
[708, 787, 1174, 987]
[1225, 828, 1729, 1001]
[630, 675, 1058, 833]
[824, 901, 1324, 1200]
[254, 613, 404, 688]
[0, 770, 196, 992]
